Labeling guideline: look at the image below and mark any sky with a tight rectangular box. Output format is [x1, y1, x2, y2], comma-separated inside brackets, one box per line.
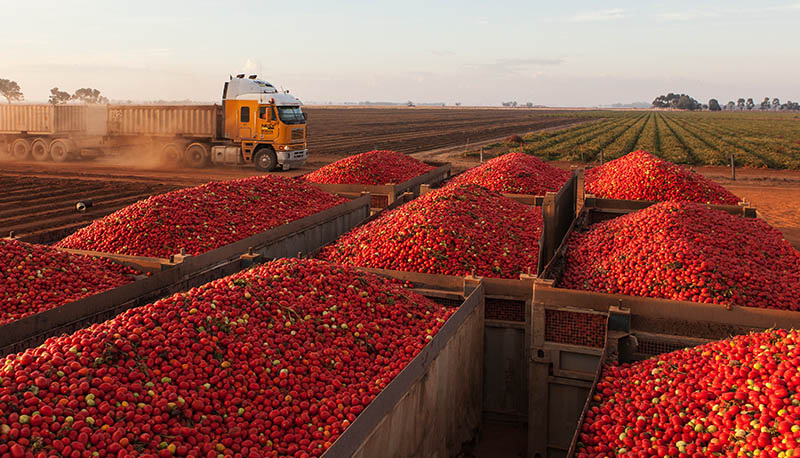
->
[1, 0, 799, 107]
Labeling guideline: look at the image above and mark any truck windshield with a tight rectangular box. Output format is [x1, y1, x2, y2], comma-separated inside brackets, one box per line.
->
[277, 106, 305, 125]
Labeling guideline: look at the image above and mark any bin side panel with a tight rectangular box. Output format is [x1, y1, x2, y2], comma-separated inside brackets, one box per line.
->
[483, 326, 528, 420]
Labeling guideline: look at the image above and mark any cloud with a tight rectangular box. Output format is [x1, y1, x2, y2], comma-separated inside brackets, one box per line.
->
[570, 8, 627, 22]
[430, 50, 455, 57]
[463, 57, 565, 77]
[654, 3, 800, 21]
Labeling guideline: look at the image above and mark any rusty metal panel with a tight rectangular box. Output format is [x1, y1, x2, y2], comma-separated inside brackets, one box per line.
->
[0, 105, 55, 134]
[0, 105, 92, 135]
[53, 105, 89, 132]
[107, 105, 219, 137]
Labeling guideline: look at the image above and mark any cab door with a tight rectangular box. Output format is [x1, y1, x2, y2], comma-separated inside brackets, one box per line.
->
[237, 103, 255, 140]
[257, 104, 278, 141]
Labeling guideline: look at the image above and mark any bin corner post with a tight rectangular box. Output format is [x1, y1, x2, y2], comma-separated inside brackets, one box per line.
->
[528, 293, 549, 458]
[575, 168, 585, 216]
[539, 192, 557, 276]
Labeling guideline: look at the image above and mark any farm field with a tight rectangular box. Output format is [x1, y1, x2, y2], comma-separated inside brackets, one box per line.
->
[1, 108, 799, 249]
[302, 106, 588, 164]
[474, 110, 800, 169]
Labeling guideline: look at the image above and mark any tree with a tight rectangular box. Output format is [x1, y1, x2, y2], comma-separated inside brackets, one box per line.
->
[737, 98, 745, 110]
[746, 98, 755, 110]
[708, 99, 721, 111]
[772, 98, 780, 109]
[652, 93, 701, 110]
[760, 97, 771, 110]
[72, 88, 108, 104]
[726, 101, 736, 111]
[0, 79, 23, 104]
[48, 87, 71, 105]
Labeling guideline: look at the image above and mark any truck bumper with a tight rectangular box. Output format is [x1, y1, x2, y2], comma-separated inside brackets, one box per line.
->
[277, 149, 308, 170]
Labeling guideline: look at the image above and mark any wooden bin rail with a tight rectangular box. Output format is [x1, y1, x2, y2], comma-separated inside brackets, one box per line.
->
[321, 277, 485, 458]
[0, 195, 371, 356]
[583, 195, 757, 220]
[307, 161, 452, 210]
[420, 183, 545, 206]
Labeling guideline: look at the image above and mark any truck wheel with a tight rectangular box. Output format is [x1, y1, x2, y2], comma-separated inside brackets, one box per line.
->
[49, 139, 72, 162]
[254, 147, 277, 172]
[161, 143, 183, 165]
[31, 139, 51, 161]
[11, 138, 32, 160]
[184, 143, 209, 168]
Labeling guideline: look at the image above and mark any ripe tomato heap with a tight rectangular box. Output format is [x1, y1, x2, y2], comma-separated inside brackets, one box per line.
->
[0, 258, 454, 457]
[303, 150, 434, 185]
[586, 150, 740, 204]
[55, 176, 346, 258]
[576, 329, 800, 458]
[0, 239, 133, 326]
[446, 152, 570, 195]
[560, 201, 800, 310]
[318, 184, 542, 278]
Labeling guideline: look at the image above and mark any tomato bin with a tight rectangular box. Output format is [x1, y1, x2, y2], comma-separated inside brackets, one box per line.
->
[528, 197, 800, 458]
[0, 184, 371, 356]
[302, 151, 452, 211]
[0, 257, 486, 457]
[317, 170, 581, 427]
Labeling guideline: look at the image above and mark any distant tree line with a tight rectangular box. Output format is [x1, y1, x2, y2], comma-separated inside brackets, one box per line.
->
[501, 101, 535, 108]
[0, 77, 110, 105]
[653, 92, 800, 112]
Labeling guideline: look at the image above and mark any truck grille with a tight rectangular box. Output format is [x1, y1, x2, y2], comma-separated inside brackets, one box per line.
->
[291, 128, 304, 140]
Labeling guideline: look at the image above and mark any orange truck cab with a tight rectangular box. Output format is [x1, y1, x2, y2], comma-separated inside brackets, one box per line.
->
[218, 75, 308, 171]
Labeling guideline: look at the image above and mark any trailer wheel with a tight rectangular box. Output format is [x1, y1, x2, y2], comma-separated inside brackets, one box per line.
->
[49, 139, 72, 162]
[10, 138, 32, 160]
[161, 143, 183, 165]
[184, 143, 209, 168]
[31, 139, 51, 161]
[254, 147, 278, 172]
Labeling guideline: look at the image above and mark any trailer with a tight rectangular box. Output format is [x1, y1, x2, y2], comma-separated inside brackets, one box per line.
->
[0, 75, 308, 171]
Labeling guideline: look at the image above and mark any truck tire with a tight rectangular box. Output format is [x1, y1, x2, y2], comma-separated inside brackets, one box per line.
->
[11, 138, 32, 160]
[254, 147, 278, 172]
[49, 139, 72, 162]
[161, 143, 183, 165]
[184, 143, 209, 168]
[31, 138, 50, 162]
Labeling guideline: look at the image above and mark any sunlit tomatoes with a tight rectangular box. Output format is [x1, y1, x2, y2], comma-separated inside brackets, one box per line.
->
[560, 201, 800, 310]
[577, 329, 800, 458]
[586, 150, 740, 204]
[55, 176, 346, 258]
[318, 184, 541, 278]
[0, 238, 133, 325]
[0, 258, 454, 456]
[303, 150, 434, 185]
[446, 152, 570, 195]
